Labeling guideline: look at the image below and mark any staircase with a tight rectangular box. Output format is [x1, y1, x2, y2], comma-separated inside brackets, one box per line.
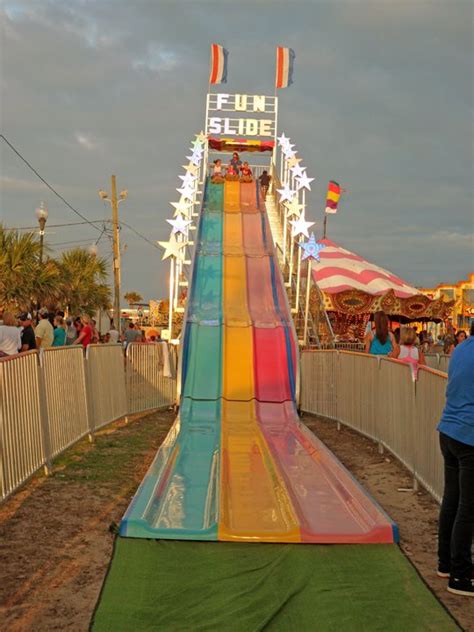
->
[267, 164, 335, 349]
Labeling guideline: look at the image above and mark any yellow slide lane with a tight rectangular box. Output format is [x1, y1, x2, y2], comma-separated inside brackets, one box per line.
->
[219, 400, 300, 542]
[219, 181, 300, 542]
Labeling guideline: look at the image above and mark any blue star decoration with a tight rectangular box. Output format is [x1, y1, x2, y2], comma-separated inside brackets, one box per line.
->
[299, 233, 325, 261]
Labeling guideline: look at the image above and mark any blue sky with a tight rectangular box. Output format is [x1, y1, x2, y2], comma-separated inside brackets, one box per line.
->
[1, 0, 472, 300]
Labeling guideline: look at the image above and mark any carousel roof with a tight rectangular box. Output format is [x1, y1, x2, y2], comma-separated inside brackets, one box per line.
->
[313, 239, 420, 299]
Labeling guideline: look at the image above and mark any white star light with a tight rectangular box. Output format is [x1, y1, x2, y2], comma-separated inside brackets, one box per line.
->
[167, 216, 192, 236]
[290, 163, 306, 178]
[177, 185, 195, 201]
[179, 172, 197, 188]
[284, 148, 297, 159]
[186, 154, 202, 166]
[295, 172, 315, 191]
[282, 142, 295, 155]
[277, 184, 297, 204]
[284, 198, 304, 218]
[171, 197, 193, 217]
[158, 233, 186, 260]
[277, 132, 291, 147]
[290, 213, 315, 238]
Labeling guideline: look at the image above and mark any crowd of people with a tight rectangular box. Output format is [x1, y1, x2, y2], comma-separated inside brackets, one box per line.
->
[0, 308, 161, 357]
[363, 310, 471, 374]
[211, 152, 272, 194]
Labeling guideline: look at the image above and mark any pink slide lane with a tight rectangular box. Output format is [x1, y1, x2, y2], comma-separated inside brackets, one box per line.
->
[246, 256, 285, 326]
[253, 328, 293, 402]
[255, 402, 397, 543]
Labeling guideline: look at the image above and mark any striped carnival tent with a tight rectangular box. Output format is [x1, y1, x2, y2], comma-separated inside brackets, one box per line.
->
[310, 239, 453, 339]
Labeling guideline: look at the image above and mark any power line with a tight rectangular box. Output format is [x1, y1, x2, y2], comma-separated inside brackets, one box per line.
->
[120, 220, 160, 250]
[2, 220, 106, 231]
[1, 134, 103, 234]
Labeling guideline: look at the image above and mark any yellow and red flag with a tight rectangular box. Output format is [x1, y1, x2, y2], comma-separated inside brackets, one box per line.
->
[325, 181, 341, 214]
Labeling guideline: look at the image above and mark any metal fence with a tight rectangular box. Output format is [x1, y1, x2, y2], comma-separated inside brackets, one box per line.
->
[0, 343, 176, 502]
[300, 350, 447, 502]
[424, 353, 450, 373]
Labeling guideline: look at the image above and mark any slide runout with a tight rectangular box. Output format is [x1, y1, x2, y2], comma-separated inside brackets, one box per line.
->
[218, 400, 300, 542]
[255, 402, 397, 543]
[120, 400, 220, 539]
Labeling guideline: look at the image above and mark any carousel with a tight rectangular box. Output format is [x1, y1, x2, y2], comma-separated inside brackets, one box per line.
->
[310, 239, 454, 343]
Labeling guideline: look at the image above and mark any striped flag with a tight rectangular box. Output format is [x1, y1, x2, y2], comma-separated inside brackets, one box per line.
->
[325, 181, 342, 214]
[275, 47, 295, 89]
[209, 43, 228, 84]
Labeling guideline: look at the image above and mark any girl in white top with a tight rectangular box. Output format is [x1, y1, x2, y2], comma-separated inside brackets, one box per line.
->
[393, 326, 425, 377]
[0, 311, 22, 357]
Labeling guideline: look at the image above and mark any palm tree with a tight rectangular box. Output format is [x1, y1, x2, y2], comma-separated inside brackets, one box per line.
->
[0, 224, 59, 311]
[124, 291, 143, 306]
[56, 248, 111, 316]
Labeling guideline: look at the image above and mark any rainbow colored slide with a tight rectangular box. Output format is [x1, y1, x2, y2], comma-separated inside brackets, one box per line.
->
[120, 179, 398, 543]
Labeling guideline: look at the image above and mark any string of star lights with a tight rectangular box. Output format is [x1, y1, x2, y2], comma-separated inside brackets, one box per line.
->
[158, 131, 207, 341]
[275, 132, 322, 317]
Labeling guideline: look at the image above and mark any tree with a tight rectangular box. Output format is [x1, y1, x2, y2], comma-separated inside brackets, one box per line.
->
[124, 291, 143, 306]
[55, 248, 111, 316]
[0, 224, 59, 311]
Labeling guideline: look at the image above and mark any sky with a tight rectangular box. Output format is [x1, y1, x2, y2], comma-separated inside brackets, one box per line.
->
[1, 0, 473, 301]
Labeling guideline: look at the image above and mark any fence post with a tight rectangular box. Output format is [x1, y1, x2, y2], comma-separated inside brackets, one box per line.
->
[84, 348, 95, 443]
[37, 351, 53, 475]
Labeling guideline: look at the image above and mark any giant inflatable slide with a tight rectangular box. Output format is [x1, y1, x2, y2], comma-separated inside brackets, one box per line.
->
[120, 177, 397, 544]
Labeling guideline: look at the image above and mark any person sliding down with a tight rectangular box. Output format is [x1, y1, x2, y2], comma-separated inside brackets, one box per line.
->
[240, 161, 253, 183]
[211, 159, 224, 184]
[225, 161, 239, 181]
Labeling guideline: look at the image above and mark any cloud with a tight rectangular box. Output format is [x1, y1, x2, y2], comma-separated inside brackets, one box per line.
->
[74, 132, 101, 151]
[133, 44, 179, 73]
[0, 176, 46, 192]
[1, 0, 472, 299]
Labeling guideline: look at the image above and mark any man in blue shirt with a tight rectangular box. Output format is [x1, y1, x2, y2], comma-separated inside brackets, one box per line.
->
[437, 324, 474, 597]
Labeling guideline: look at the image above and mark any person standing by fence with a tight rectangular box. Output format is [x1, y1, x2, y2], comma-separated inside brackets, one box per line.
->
[19, 313, 36, 351]
[0, 311, 21, 357]
[364, 311, 399, 357]
[52, 315, 67, 346]
[34, 308, 54, 349]
[437, 322, 474, 597]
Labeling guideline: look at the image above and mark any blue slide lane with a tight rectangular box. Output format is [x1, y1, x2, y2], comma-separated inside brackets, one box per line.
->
[120, 181, 223, 539]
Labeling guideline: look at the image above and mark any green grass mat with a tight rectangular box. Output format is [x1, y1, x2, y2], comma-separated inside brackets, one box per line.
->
[92, 539, 458, 632]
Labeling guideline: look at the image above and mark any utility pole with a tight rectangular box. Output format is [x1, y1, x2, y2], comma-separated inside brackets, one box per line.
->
[99, 178, 127, 338]
[110, 175, 121, 338]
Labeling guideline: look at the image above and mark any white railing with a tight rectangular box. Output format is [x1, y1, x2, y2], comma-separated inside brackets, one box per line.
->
[300, 350, 447, 502]
[424, 353, 450, 373]
[0, 343, 176, 502]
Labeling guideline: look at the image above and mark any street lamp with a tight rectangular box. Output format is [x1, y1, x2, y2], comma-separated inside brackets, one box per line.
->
[35, 201, 48, 266]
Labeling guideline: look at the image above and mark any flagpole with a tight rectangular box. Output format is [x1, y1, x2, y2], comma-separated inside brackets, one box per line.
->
[323, 214, 328, 239]
[168, 257, 175, 341]
[295, 235, 302, 311]
[303, 258, 312, 347]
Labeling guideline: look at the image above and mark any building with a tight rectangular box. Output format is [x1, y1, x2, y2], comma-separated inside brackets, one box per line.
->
[418, 273, 474, 332]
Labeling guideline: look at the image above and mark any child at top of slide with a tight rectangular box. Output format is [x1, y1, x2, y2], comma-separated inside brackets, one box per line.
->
[211, 159, 224, 183]
[225, 161, 239, 181]
[240, 161, 253, 183]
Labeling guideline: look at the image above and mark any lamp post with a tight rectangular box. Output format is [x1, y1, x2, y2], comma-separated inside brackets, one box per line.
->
[99, 177, 128, 337]
[35, 202, 48, 266]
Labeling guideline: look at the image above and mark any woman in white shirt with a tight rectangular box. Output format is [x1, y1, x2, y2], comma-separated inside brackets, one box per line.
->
[393, 326, 425, 377]
[0, 311, 22, 357]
